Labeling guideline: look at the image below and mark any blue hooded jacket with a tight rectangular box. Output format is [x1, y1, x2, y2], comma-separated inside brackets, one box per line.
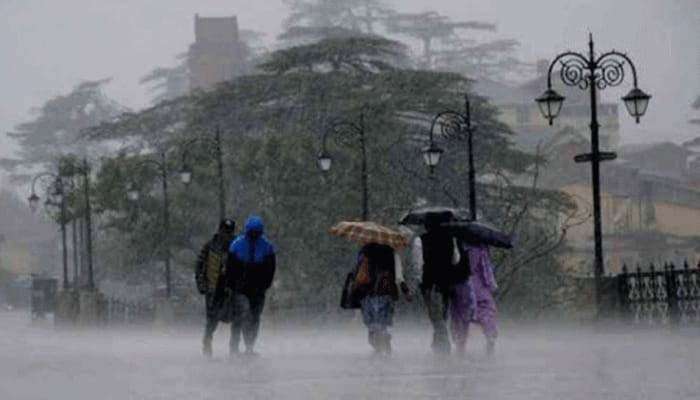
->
[229, 216, 275, 263]
[226, 216, 276, 294]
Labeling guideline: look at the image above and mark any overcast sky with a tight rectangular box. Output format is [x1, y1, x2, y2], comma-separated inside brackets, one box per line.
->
[1, 0, 698, 167]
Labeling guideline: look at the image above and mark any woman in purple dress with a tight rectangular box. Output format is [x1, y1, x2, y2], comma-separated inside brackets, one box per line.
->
[450, 244, 498, 355]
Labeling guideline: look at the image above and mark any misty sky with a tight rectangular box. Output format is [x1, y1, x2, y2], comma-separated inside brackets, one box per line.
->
[1, 0, 698, 164]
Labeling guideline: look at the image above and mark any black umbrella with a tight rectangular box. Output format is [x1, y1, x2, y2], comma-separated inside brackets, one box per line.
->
[441, 221, 514, 249]
[399, 206, 471, 226]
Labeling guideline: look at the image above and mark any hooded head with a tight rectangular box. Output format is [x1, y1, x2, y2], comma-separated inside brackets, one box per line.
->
[218, 218, 236, 242]
[230, 215, 274, 264]
[245, 215, 264, 240]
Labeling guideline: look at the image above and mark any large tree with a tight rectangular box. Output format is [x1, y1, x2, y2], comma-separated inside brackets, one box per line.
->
[383, 11, 496, 69]
[0, 79, 125, 181]
[283, 0, 390, 36]
[87, 34, 576, 314]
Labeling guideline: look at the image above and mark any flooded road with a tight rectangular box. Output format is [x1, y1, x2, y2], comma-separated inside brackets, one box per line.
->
[1, 311, 698, 400]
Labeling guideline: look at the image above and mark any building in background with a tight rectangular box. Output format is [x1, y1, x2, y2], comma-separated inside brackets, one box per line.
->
[188, 14, 245, 91]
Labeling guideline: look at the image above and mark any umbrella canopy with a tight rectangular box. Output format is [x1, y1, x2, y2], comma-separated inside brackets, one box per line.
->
[329, 221, 410, 250]
[399, 206, 471, 226]
[441, 221, 514, 249]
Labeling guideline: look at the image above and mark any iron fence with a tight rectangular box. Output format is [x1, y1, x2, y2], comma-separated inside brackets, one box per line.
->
[618, 261, 700, 326]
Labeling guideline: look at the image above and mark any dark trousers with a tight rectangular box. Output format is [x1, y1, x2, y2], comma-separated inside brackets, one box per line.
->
[230, 292, 266, 352]
[203, 293, 230, 344]
[422, 286, 451, 353]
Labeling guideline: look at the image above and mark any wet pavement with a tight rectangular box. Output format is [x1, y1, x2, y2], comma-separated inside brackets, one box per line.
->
[1, 310, 699, 400]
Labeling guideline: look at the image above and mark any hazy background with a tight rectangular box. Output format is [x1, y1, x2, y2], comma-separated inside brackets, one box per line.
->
[1, 0, 698, 167]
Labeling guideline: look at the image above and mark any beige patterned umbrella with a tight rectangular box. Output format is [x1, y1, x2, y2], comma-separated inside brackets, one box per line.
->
[329, 221, 410, 250]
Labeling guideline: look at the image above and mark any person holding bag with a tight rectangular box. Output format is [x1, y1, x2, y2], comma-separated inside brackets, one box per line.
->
[352, 242, 410, 356]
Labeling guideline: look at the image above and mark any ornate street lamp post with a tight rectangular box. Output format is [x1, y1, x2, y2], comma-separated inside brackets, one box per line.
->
[180, 126, 227, 221]
[317, 107, 370, 221]
[424, 94, 478, 221]
[535, 34, 651, 314]
[28, 172, 69, 289]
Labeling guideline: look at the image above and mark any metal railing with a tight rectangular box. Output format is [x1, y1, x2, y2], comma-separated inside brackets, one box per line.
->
[618, 261, 700, 326]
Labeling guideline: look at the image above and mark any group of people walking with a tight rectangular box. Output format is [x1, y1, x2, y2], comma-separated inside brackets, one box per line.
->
[195, 216, 276, 357]
[195, 212, 499, 359]
[350, 214, 498, 357]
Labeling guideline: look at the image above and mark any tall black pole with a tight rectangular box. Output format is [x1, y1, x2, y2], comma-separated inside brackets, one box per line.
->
[215, 127, 226, 220]
[160, 153, 172, 298]
[465, 96, 477, 221]
[71, 218, 78, 287]
[82, 159, 94, 290]
[587, 37, 604, 313]
[359, 111, 369, 221]
[59, 194, 68, 289]
[78, 217, 85, 285]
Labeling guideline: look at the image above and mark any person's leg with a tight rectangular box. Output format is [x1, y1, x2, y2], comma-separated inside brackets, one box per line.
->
[242, 293, 266, 353]
[229, 293, 247, 355]
[377, 296, 394, 355]
[423, 287, 450, 354]
[203, 294, 218, 357]
[360, 296, 379, 352]
[475, 297, 498, 356]
[449, 282, 472, 355]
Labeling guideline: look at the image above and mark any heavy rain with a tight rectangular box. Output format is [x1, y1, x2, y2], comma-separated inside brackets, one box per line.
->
[1, 1, 699, 399]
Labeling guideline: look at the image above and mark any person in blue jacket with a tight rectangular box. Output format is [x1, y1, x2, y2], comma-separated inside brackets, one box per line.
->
[225, 215, 276, 356]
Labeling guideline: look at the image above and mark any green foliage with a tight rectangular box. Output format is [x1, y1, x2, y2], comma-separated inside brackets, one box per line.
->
[0, 80, 125, 179]
[259, 36, 406, 74]
[283, 0, 390, 35]
[384, 11, 496, 69]
[85, 34, 574, 315]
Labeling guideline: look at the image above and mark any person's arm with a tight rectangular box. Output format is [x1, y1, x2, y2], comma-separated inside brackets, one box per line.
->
[261, 252, 276, 291]
[482, 248, 498, 292]
[224, 248, 240, 291]
[411, 237, 424, 280]
[195, 243, 209, 294]
[394, 252, 404, 284]
[395, 251, 412, 300]
[452, 238, 461, 266]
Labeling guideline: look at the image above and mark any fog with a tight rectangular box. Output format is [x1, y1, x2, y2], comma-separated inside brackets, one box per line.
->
[1, 0, 699, 164]
[1, 310, 699, 399]
[1, 2, 699, 398]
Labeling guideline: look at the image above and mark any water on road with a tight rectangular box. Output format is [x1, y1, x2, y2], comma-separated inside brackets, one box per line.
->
[1, 311, 698, 400]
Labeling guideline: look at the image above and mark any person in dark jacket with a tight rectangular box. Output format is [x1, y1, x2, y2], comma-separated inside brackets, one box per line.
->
[411, 215, 461, 354]
[225, 215, 276, 356]
[195, 218, 236, 358]
[353, 242, 410, 356]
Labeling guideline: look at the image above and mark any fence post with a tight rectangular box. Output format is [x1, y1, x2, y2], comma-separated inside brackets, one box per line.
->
[666, 263, 679, 327]
[618, 264, 629, 321]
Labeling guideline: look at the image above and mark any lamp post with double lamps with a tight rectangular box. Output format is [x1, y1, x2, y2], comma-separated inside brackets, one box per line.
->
[535, 34, 651, 314]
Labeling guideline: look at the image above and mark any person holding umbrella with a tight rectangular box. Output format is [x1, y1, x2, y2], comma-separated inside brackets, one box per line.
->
[442, 221, 511, 356]
[410, 213, 462, 355]
[460, 243, 499, 356]
[330, 221, 411, 356]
